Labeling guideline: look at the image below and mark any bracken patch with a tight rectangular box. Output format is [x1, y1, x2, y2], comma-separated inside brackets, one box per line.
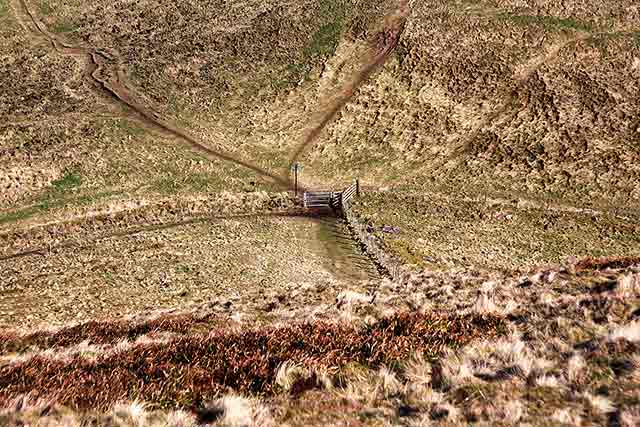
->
[575, 257, 640, 272]
[0, 313, 218, 355]
[0, 312, 505, 411]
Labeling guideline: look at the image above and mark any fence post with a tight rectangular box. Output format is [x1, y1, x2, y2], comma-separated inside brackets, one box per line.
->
[356, 179, 360, 197]
[294, 163, 299, 198]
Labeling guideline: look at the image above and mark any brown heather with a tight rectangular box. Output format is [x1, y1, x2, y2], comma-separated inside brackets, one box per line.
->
[0, 313, 218, 355]
[0, 312, 504, 411]
[575, 256, 640, 273]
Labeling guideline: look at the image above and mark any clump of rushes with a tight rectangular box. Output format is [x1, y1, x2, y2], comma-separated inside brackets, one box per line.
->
[0, 312, 505, 411]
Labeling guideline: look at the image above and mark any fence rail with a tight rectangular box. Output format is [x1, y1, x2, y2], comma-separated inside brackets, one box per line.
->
[303, 180, 359, 210]
[341, 181, 359, 207]
[303, 191, 336, 208]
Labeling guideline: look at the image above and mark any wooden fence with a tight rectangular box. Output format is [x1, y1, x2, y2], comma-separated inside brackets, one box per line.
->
[303, 180, 359, 210]
[341, 180, 359, 207]
[303, 191, 336, 209]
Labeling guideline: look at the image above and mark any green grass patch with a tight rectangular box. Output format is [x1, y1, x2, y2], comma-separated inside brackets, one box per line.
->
[103, 272, 116, 284]
[52, 170, 82, 193]
[305, 21, 344, 58]
[499, 13, 593, 33]
[272, 63, 312, 89]
[150, 172, 231, 195]
[0, 197, 59, 226]
[111, 119, 145, 136]
[0, 206, 41, 226]
[0, 187, 123, 226]
[183, 173, 221, 192]
[0, 0, 8, 18]
[52, 20, 78, 33]
[151, 176, 181, 195]
[386, 238, 427, 268]
[634, 32, 640, 48]
[38, 0, 53, 15]
[0, 170, 82, 224]
[176, 265, 196, 274]
[273, 0, 345, 89]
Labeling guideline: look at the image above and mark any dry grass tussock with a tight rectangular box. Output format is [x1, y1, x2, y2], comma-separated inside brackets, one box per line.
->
[1, 396, 272, 427]
[438, 334, 553, 388]
[196, 395, 273, 427]
[310, 260, 640, 425]
[609, 321, 640, 343]
[2, 263, 640, 425]
[1, 398, 196, 427]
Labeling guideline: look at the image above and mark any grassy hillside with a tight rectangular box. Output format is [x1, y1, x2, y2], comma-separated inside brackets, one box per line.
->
[4, 0, 639, 208]
[1, 0, 639, 425]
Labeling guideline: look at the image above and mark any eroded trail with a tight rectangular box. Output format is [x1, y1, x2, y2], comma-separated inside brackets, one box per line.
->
[12, 0, 409, 192]
[13, 0, 290, 189]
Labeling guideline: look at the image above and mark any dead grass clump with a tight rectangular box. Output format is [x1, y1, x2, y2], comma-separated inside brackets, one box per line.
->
[616, 273, 640, 299]
[608, 322, 640, 343]
[584, 392, 616, 415]
[403, 352, 432, 391]
[0, 312, 505, 411]
[435, 333, 555, 391]
[110, 401, 149, 426]
[439, 351, 476, 389]
[0, 398, 197, 427]
[0, 313, 217, 354]
[621, 407, 640, 427]
[499, 400, 525, 424]
[632, 355, 640, 382]
[274, 361, 323, 395]
[472, 293, 499, 314]
[552, 408, 583, 425]
[468, 281, 517, 315]
[566, 354, 587, 383]
[196, 395, 273, 427]
[336, 290, 374, 307]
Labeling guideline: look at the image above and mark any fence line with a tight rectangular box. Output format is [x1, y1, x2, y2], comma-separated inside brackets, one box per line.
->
[341, 180, 359, 207]
[301, 178, 410, 281]
[341, 203, 411, 282]
[303, 191, 334, 208]
[303, 180, 359, 210]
